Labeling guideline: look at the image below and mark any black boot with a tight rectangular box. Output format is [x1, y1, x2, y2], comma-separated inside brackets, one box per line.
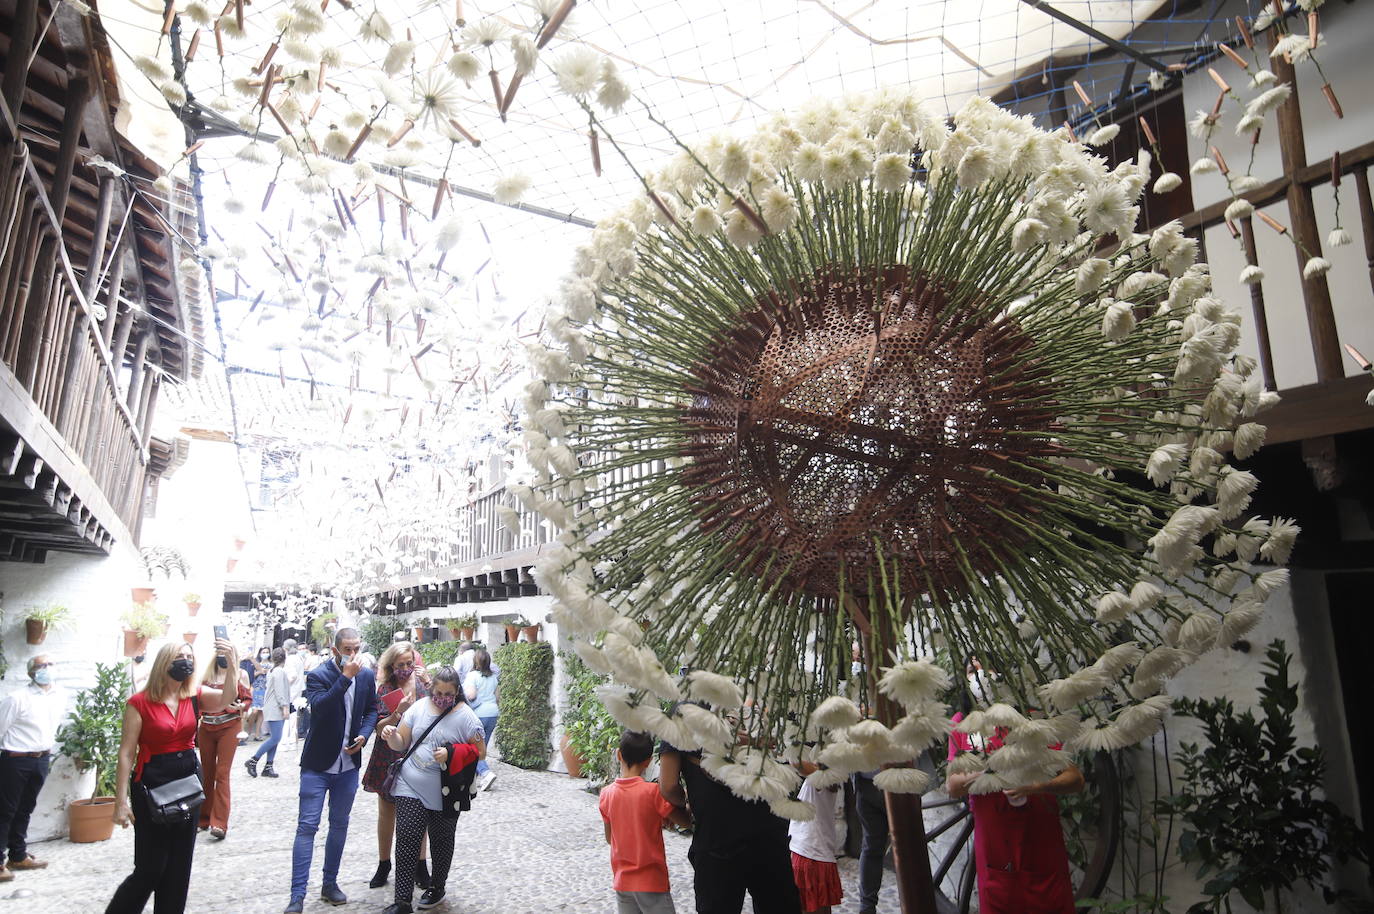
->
[263, 764, 279, 778]
[414, 859, 430, 890]
[369, 859, 391, 888]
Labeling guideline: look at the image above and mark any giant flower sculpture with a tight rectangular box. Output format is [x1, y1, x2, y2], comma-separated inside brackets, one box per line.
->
[520, 88, 1294, 814]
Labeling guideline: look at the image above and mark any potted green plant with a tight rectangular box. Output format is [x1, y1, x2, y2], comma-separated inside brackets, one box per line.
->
[410, 616, 432, 644]
[446, 613, 477, 640]
[183, 592, 202, 616]
[56, 662, 129, 842]
[310, 612, 338, 646]
[517, 615, 540, 642]
[24, 604, 71, 645]
[504, 616, 526, 644]
[120, 602, 168, 657]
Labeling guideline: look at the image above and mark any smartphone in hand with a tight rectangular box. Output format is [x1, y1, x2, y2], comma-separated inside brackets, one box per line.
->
[214, 624, 229, 641]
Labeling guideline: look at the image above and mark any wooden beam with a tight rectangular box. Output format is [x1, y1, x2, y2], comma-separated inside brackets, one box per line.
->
[1255, 375, 1374, 445]
[1238, 217, 1276, 390]
[1267, 28, 1342, 382]
[1356, 167, 1374, 299]
[125, 328, 149, 409]
[81, 174, 116, 302]
[1, 0, 39, 121]
[49, 76, 92, 225]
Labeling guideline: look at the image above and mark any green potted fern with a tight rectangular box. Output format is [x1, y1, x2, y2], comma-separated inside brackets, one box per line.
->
[57, 663, 129, 842]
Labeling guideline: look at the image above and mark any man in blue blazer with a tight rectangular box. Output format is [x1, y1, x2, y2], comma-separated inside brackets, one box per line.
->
[285, 627, 378, 913]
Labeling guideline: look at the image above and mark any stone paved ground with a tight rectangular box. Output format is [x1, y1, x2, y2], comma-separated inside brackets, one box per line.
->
[8, 736, 905, 913]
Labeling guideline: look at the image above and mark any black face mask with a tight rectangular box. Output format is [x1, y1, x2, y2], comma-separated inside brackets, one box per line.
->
[169, 659, 195, 681]
[216, 655, 229, 668]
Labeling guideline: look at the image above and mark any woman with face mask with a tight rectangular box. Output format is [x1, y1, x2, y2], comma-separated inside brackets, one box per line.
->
[378, 665, 485, 914]
[105, 638, 240, 914]
[195, 649, 252, 839]
[362, 641, 429, 890]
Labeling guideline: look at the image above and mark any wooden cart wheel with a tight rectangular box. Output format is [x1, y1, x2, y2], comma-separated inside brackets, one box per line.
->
[922, 750, 1121, 913]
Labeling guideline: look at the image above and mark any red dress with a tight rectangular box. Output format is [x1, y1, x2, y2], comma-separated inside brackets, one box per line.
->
[128, 688, 202, 781]
[362, 678, 426, 794]
[948, 713, 1076, 914]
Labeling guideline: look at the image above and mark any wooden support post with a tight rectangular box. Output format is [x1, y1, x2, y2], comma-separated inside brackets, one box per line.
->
[1267, 30, 1342, 382]
[134, 365, 155, 440]
[110, 294, 135, 366]
[1355, 167, 1374, 298]
[82, 175, 117, 302]
[101, 249, 126, 349]
[140, 375, 159, 447]
[1238, 217, 1277, 389]
[54, 309, 89, 435]
[49, 76, 91, 225]
[125, 329, 149, 409]
[1, 0, 39, 120]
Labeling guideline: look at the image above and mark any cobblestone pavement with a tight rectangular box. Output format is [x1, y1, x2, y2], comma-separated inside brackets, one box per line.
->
[8, 736, 904, 913]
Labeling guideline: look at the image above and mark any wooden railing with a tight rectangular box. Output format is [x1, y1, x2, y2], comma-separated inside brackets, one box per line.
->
[0, 115, 147, 536]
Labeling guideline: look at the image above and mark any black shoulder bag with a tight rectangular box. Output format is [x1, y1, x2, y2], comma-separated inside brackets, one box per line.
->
[380, 705, 453, 800]
[140, 695, 205, 826]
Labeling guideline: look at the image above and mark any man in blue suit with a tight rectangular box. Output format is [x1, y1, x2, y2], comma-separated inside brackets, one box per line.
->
[284, 627, 378, 913]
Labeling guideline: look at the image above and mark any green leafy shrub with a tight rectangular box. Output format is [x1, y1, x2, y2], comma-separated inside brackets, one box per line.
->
[562, 652, 622, 788]
[57, 663, 131, 798]
[1159, 640, 1368, 914]
[493, 641, 554, 770]
[121, 602, 168, 639]
[419, 640, 462, 668]
[309, 612, 338, 646]
[361, 616, 402, 656]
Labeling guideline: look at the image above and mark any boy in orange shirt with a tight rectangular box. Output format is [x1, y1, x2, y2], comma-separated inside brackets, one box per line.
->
[599, 731, 692, 913]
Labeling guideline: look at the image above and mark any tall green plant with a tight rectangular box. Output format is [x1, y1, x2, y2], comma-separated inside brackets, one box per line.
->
[492, 642, 554, 770]
[56, 663, 130, 798]
[360, 616, 401, 656]
[1160, 641, 1367, 914]
[561, 652, 622, 787]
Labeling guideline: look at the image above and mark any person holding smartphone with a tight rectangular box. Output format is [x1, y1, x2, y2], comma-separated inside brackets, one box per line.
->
[196, 631, 251, 839]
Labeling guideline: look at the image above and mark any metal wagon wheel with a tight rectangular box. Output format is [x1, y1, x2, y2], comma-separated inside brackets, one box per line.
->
[922, 750, 1121, 913]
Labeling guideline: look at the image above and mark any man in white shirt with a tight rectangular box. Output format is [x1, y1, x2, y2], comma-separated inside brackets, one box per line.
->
[0, 655, 66, 881]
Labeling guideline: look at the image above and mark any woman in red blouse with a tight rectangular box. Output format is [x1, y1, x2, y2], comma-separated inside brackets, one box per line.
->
[105, 638, 240, 914]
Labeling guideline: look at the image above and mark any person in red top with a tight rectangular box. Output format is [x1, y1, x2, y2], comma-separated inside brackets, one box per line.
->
[105, 638, 241, 914]
[599, 731, 692, 914]
[945, 701, 1084, 914]
[196, 646, 252, 839]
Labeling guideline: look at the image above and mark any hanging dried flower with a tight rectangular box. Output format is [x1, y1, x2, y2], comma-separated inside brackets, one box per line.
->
[448, 52, 482, 84]
[492, 173, 531, 205]
[1153, 172, 1182, 194]
[553, 47, 603, 98]
[461, 18, 509, 49]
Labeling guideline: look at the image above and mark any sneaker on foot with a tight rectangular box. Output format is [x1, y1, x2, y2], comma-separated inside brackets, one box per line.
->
[7, 856, 45, 871]
[244, 758, 258, 778]
[417, 888, 446, 909]
[320, 883, 347, 905]
[381, 905, 413, 914]
[480, 771, 497, 791]
[369, 858, 392, 888]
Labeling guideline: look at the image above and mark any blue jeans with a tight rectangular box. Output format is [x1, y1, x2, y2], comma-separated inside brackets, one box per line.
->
[252, 720, 284, 764]
[476, 714, 499, 776]
[290, 767, 359, 901]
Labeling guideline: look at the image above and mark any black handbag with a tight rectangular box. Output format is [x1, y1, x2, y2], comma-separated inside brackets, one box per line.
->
[380, 705, 452, 800]
[140, 773, 205, 825]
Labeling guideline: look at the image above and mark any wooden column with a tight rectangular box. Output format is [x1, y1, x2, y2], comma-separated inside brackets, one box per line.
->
[125, 328, 149, 409]
[82, 175, 117, 302]
[49, 76, 90, 225]
[54, 310, 89, 434]
[1356, 167, 1374, 298]
[101, 249, 127, 349]
[1239, 217, 1277, 390]
[140, 375, 160, 447]
[1268, 30, 1342, 382]
[1, 0, 39, 119]
[134, 365, 155, 438]
[110, 291, 135, 366]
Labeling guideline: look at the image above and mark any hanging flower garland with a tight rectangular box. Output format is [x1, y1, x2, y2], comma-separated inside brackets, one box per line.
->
[520, 85, 1296, 814]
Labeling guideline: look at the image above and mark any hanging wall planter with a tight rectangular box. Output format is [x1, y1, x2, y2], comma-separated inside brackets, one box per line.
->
[131, 587, 155, 604]
[25, 618, 47, 645]
[182, 631, 197, 644]
[122, 630, 148, 658]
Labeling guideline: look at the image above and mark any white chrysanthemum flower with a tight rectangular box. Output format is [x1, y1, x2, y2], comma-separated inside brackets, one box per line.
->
[955, 145, 995, 188]
[1086, 124, 1120, 147]
[760, 186, 799, 233]
[1251, 69, 1278, 88]
[1302, 256, 1331, 279]
[1224, 198, 1255, 221]
[1270, 33, 1315, 63]
[493, 173, 531, 205]
[159, 81, 186, 106]
[1095, 590, 1132, 623]
[1130, 581, 1164, 612]
[572, 639, 613, 674]
[135, 55, 172, 81]
[1260, 517, 1299, 565]
[723, 209, 764, 249]
[236, 142, 271, 164]
[1232, 175, 1263, 192]
[1217, 604, 1264, 646]
[358, 10, 392, 42]
[553, 47, 602, 98]
[1328, 227, 1351, 247]
[1246, 84, 1292, 118]
[1102, 301, 1136, 342]
[382, 40, 416, 76]
[873, 153, 912, 192]
[811, 695, 862, 730]
[770, 798, 816, 821]
[1134, 646, 1191, 685]
[1146, 443, 1187, 486]
[877, 660, 950, 707]
[873, 768, 931, 794]
[685, 670, 743, 709]
[1233, 421, 1266, 459]
[1235, 114, 1264, 135]
[511, 36, 539, 76]
[1082, 182, 1135, 236]
[597, 71, 632, 113]
[717, 139, 751, 187]
[1216, 467, 1259, 519]
[1011, 218, 1048, 253]
[1038, 669, 1111, 712]
[461, 18, 509, 48]
[793, 143, 824, 182]
[1177, 612, 1221, 654]
[1190, 157, 1219, 175]
[690, 204, 723, 236]
[1239, 265, 1265, 285]
[184, 1, 212, 25]
[1153, 172, 1182, 194]
[1075, 258, 1111, 296]
[448, 52, 481, 84]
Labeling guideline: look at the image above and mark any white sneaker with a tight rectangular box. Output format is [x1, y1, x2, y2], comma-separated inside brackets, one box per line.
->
[480, 772, 497, 791]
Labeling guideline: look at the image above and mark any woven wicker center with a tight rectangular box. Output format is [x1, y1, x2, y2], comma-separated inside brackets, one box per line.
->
[680, 266, 1058, 599]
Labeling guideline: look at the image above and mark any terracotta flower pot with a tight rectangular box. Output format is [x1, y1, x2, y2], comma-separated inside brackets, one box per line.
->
[69, 797, 116, 843]
[560, 733, 586, 779]
[131, 587, 155, 604]
[225, 558, 238, 573]
[413, 627, 426, 643]
[122, 630, 149, 658]
[448, 628, 462, 640]
[25, 618, 47, 645]
[460, 627, 475, 640]
[182, 631, 197, 644]
[186, 602, 201, 616]
[522, 624, 541, 642]
[504, 624, 520, 644]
